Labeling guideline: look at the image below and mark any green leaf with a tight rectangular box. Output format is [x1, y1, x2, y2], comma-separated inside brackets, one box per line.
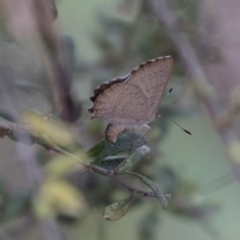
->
[93, 146, 150, 171]
[103, 195, 133, 221]
[0, 109, 17, 122]
[95, 156, 126, 171]
[124, 172, 168, 209]
[87, 132, 146, 164]
[118, 145, 150, 172]
[3, 189, 31, 220]
[22, 111, 82, 151]
[138, 211, 158, 240]
[7, 129, 35, 146]
[86, 139, 108, 159]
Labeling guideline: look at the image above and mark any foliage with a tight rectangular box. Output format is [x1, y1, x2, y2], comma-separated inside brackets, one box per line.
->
[0, 0, 222, 239]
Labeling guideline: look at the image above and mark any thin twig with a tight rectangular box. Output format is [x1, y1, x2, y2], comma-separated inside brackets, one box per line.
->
[87, 165, 169, 199]
[86, 164, 157, 197]
[109, 174, 157, 198]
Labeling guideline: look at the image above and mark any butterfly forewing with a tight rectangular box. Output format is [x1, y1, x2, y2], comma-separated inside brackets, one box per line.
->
[89, 76, 129, 113]
[126, 56, 173, 121]
[92, 82, 149, 126]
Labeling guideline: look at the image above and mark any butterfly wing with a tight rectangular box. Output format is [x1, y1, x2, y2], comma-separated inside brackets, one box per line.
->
[126, 56, 173, 122]
[89, 76, 129, 113]
[91, 82, 149, 127]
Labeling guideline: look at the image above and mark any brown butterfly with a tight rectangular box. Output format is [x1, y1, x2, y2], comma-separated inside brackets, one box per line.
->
[89, 56, 173, 143]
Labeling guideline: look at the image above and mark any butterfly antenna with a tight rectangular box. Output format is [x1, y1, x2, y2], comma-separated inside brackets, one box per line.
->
[159, 112, 192, 135]
[164, 87, 173, 100]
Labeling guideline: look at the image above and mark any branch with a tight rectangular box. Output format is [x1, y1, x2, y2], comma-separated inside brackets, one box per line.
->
[0, 120, 171, 201]
[87, 165, 171, 199]
[109, 174, 157, 198]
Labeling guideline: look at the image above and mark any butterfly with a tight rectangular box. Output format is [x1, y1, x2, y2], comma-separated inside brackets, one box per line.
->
[89, 56, 173, 143]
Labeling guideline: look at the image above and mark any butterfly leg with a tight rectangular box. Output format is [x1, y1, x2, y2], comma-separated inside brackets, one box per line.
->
[139, 124, 151, 145]
[130, 128, 136, 152]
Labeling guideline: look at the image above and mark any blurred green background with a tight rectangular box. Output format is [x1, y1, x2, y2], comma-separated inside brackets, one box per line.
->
[0, 0, 240, 239]
[58, 1, 239, 238]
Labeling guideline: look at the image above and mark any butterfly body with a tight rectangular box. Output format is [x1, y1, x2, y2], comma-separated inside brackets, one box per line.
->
[89, 56, 173, 143]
